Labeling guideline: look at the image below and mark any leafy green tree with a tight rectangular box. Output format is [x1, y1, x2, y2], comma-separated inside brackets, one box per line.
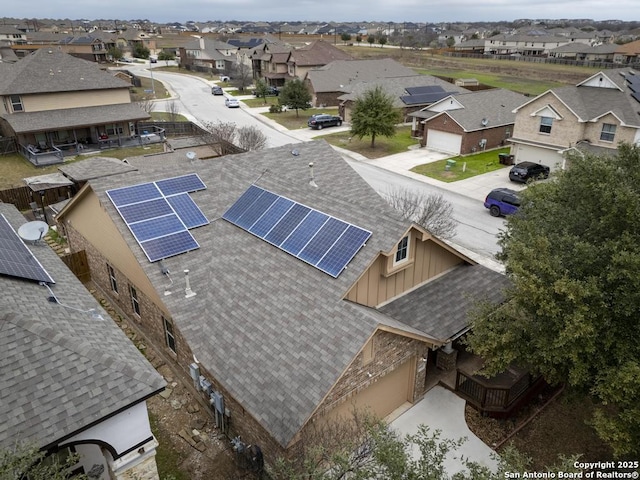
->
[106, 46, 123, 61]
[367, 35, 376, 47]
[378, 35, 387, 47]
[341, 33, 352, 43]
[446, 36, 456, 47]
[0, 442, 87, 480]
[253, 78, 270, 104]
[278, 78, 312, 118]
[157, 51, 175, 65]
[350, 85, 401, 148]
[466, 143, 640, 457]
[356, 34, 362, 44]
[133, 44, 150, 59]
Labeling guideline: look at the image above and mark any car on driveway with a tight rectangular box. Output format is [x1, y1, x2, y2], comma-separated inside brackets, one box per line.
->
[509, 161, 550, 183]
[307, 114, 342, 130]
[211, 86, 223, 95]
[484, 188, 521, 217]
[225, 97, 240, 108]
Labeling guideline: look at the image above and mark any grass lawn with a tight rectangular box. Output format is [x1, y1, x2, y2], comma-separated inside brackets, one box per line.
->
[150, 112, 189, 122]
[263, 107, 340, 130]
[130, 76, 169, 101]
[321, 126, 421, 159]
[410, 147, 510, 182]
[243, 96, 280, 108]
[0, 145, 165, 190]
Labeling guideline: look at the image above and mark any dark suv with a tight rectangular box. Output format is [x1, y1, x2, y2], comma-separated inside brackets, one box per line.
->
[509, 161, 550, 183]
[308, 114, 342, 130]
[254, 86, 279, 97]
[484, 188, 521, 217]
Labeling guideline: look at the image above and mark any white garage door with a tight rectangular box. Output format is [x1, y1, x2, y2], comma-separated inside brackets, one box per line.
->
[426, 130, 462, 154]
[514, 144, 564, 171]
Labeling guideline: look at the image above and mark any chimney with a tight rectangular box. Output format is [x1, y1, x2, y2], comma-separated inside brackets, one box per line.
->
[184, 269, 196, 298]
[308, 162, 318, 188]
[199, 36, 205, 51]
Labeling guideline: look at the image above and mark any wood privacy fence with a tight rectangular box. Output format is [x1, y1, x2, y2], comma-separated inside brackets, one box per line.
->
[0, 185, 71, 212]
[61, 250, 91, 283]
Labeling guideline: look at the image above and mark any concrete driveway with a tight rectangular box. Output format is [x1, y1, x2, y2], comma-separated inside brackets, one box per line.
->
[391, 386, 499, 475]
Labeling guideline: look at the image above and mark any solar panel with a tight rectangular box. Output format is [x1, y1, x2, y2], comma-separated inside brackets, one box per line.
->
[400, 92, 452, 105]
[632, 91, 640, 104]
[156, 174, 206, 197]
[223, 186, 371, 277]
[0, 214, 55, 284]
[107, 182, 161, 207]
[106, 174, 209, 262]
[405, 85, 446, 95]
[167, 194, 209, 229]
[140, 230, 199, 262]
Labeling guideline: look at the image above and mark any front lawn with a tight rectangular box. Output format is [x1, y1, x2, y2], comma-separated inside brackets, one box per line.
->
[320, 126, 421, 159]
[243, 96, 280, 108]
[263, 107, 341, 129]
[411, 147, 510, 182]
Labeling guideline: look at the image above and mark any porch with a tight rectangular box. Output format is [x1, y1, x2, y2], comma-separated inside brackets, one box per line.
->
[425, 345, 545, 418]
[18, 125, 166, 167]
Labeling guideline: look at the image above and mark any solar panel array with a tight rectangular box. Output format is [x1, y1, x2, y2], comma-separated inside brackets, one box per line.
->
[222, 185, 372, 278]
[106, 174, 208, 262]
[626, 75, 640, 104]
[0, 214, 55, 284]
[400, 91, 453, 105]
[405, 85, 446, 95]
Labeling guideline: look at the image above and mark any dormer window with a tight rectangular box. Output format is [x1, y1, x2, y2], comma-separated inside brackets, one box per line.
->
[539, 116, 553, 134]
[395, 235, 410, 264]
[10, 95, 23, 113]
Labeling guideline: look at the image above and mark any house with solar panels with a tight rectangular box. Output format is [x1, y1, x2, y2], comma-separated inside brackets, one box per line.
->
[0, 203, 165, 479]
[336, 74, 469, 124]
[408, 88, 528, 155]
[508, 68, 640, 170]
[55, 140, 508, 466]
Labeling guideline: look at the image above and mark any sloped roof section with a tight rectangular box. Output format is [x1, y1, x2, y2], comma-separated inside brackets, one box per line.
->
[0, 204, 165, 451]
[86, 141, 412, 447]
[0, 48, 130, 95]
[289, 40, 352, 66]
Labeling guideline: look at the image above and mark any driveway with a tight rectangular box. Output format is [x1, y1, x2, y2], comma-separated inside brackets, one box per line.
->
[391, 386, 499, 475]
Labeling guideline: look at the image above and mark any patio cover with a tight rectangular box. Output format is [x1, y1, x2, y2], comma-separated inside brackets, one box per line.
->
[23, 172, 74, 192]
[1, 104, 150, 134]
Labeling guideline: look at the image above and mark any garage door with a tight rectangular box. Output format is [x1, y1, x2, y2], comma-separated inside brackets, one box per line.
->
[426, 130, 462, 154]
[327, 358, 414, 422]
[513, 144, 564, 170]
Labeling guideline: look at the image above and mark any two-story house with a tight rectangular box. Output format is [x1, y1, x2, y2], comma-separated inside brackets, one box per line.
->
[285, 40, 352, 81]
[178, 37, 237, 73]
[509, 68, 640, 169]
[0, 48, 152, 166]
[55, 140, 508, 468]
[0, 202, 165, 480]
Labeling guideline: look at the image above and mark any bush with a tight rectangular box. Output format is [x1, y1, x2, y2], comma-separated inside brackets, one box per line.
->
[269, 104, 283, 113]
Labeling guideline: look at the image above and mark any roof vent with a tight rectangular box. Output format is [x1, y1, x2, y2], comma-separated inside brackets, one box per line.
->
[184, 269, 196, 298]
[481, 118, 488, 126]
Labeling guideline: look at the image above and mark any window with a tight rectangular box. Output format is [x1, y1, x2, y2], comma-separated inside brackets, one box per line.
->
[539, 116, 553, 134]
[163, 316, 176, 354]
[395, 235, 409, 264]
[130, 285, 140, 316]
[107, 264, 118, 293]
[106, 125, 124, 136]
[10, 95, 23, 112]
[600, 123, 616, 142]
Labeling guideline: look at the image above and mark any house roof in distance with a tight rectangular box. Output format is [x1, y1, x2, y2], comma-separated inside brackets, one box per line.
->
[0, 203, 165, 451]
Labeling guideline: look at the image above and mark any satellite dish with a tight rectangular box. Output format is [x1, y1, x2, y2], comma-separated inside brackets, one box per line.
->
[186, 151, 197, 161]
[18, 221, 49, 243]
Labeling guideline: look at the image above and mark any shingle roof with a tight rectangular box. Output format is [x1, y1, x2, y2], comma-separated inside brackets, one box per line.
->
[307, 58, 418, 93]
[0, 204, 165, 451]
[379, 264, 510, 341]
[0, 48, 130, 95]
[84, 140, 415, 447]
[58, 156, 138, 182]
[1, 103, 150, 133]
[288, 40, 352, 66]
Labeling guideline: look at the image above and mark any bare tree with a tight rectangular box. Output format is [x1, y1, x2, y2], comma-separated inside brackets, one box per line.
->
[385, 187, 457, 239]
[230, 62, 253, 93]
[237, 126, 267, 151]
[137, 98, 154, 115]
[202, 120, 241, 156]
[166, 100, 180, 122]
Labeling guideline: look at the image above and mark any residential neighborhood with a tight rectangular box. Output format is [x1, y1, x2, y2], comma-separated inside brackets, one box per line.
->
[1, 12, 639, 480]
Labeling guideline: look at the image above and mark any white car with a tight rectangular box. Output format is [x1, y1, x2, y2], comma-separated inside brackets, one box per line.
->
[225, 97, 240, 108]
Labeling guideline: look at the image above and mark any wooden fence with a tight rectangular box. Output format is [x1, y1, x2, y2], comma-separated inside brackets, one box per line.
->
[61, 250, 91, 283]
[0, 185, 71, 212]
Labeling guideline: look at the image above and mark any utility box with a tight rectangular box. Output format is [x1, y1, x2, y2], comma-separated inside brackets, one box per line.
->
[499, 153, 515, 165]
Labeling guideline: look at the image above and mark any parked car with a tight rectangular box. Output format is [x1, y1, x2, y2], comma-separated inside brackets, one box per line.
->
[211, 86, 223, 95]
[307, 114, 342, 130]
[484, 188, 521, 217]
[509, 161, 550, 183]
[254, 86, 279, 97]
[225, 97, 240, 108]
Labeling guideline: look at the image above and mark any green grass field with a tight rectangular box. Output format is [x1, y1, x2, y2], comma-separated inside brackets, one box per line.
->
[411, 147, 511, 182]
